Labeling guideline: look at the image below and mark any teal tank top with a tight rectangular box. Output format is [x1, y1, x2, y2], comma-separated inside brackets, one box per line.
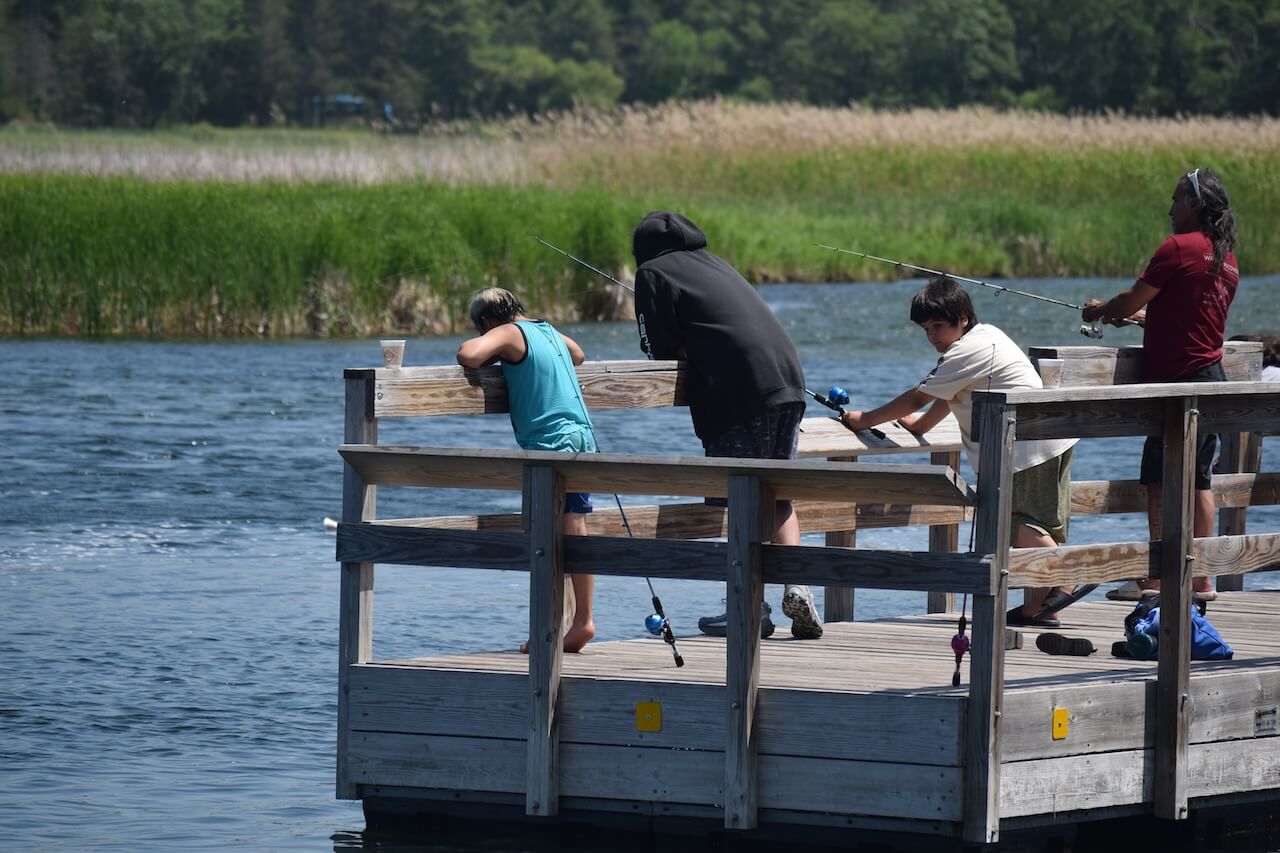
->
[501, 320, 596, 452]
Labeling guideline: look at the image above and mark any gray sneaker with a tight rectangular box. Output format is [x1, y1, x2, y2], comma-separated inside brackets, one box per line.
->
[698, 601, 775, 639]
[782, 586, 823, 639]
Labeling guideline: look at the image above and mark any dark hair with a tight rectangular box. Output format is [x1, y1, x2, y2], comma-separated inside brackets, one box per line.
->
[1229, 333, 1280, 369]
[468, 287, 525, 331]
[1188, 167, 1238, 272]
[910, 276, 978, 329]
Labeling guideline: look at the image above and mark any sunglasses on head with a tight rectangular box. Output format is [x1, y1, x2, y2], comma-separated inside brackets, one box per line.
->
[1186, 168, 1202, 203]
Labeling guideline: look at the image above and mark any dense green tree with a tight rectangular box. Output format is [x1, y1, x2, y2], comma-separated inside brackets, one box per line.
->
[779, 0, 901, 105]
[1010, 0, 1161, 113]
[4, 0, 1280, 126]
[629, 19, 699, 102]
[903, 0, 1020, 107]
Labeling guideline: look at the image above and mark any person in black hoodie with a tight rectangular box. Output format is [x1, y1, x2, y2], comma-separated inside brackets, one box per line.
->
[631, 210, 823, 640]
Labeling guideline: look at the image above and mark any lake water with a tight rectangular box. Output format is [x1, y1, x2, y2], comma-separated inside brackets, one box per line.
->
[3, 277, 1279, 851]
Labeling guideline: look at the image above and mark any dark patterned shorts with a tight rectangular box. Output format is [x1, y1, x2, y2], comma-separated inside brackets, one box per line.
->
[702, 402, 804, 506]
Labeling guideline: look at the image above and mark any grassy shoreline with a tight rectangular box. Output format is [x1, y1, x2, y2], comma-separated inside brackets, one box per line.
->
[5, 106, 1279, 337]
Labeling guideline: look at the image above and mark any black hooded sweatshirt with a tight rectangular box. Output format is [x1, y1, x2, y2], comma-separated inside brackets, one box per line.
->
[632, 211, 805, 441]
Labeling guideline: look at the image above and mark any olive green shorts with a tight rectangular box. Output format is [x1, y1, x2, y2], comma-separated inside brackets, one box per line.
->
[1010, 447, 1073, 545]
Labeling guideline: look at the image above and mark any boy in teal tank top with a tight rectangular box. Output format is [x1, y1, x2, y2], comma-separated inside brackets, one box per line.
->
[457, 288, 597, 652]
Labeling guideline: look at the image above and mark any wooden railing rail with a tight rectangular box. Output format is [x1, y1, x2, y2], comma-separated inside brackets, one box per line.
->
[959, 381, 1280, 842]
[337, 445, 973, 505]
[366, 471, 1280, 537]
[350, 359, 687, 419]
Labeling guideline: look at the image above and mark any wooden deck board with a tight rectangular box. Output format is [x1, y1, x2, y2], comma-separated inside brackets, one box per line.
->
[383, 591, 1280, 696]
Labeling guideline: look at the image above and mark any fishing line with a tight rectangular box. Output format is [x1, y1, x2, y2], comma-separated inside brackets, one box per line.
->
[953, 340, 995, 686]
[534, 236, 634, 292]
[815, 244, 1123, 339]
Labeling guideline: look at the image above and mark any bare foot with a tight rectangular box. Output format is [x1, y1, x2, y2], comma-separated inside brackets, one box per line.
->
[518, 621, 596, 655]
[563, 622, 595, 653]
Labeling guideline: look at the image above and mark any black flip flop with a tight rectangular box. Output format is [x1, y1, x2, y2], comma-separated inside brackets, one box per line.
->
[1036, 632, 1096, 656]
[1034, 583, 1099, 618]
[1007, 606, 1060, 629]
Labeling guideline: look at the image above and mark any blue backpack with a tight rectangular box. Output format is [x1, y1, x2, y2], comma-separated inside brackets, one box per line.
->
[1123, 596, 1233, 661]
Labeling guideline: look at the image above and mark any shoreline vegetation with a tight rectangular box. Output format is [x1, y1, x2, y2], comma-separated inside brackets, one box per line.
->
[4, 103, 1280, 338]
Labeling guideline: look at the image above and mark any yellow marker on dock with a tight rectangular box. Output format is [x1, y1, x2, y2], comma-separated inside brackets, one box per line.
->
[1052, 707, 1070, 740]
[635, 702, 662, 732]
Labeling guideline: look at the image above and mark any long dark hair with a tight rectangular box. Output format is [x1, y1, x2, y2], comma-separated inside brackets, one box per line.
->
[1191, 167, 1237, 272]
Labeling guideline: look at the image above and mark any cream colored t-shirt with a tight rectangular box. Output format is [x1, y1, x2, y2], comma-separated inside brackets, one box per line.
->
[917, 323, 1077, 475]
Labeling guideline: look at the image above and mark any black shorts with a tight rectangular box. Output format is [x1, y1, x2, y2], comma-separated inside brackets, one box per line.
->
[1139, 361, 1224, 491]
[701, 402, 804, 507]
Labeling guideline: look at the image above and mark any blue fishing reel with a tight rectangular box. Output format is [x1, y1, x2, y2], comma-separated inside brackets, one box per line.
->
[645, 613, 667, 636]
[827, 385, 850, 406]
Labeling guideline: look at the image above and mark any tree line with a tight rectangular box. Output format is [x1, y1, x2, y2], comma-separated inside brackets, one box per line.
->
[2, 0, 1277, 128]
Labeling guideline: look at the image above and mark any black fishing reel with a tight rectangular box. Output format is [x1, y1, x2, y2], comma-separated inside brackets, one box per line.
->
[645, 601, 684, 667]
[1079, 324, 1104, 339]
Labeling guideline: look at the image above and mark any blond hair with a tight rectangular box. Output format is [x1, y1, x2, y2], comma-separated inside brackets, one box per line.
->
[468, 287, 525, 331]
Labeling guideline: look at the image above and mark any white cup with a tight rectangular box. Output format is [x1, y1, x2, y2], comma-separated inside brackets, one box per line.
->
[1038, 357, 1064, 388]
[380, 339, 406, 368]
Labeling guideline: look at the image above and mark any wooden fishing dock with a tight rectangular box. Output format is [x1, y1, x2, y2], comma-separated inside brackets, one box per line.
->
[334, 341, 1280, 848]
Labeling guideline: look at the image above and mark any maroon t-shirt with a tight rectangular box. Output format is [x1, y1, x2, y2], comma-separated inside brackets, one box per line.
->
[1138, 231, 1239, 382]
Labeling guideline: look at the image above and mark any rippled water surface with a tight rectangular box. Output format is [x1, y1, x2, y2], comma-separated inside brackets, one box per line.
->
[3, 278, 1279, 850]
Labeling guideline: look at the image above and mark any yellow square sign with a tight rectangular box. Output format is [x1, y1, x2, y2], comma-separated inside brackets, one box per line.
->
[1052, 707, 1070, 740]
[636, 701, 662, 732]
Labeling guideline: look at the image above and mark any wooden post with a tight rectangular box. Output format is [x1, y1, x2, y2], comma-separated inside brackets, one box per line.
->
[1215, 431, 1261, 593]
[824, 455, 856, 622]
[725, 474, 771, 830]
[524, 464, 565, 817]
[337, 373, 377, 799]
[963, 398, 1014, 844]
[928, 450, 962, 613]
[1155, 397, 1197, 821]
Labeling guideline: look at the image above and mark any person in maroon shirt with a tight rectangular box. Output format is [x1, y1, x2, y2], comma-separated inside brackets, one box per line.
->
[1083, 168, 1239, 599]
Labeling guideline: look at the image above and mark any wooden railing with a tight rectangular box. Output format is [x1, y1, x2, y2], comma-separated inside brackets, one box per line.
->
[335, 443, 981, 828]
[965, 378, 1280, 840]
[335, 342, 1280, 844]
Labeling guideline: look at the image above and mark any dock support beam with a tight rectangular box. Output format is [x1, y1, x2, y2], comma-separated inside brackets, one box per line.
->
[1215, 430, 1260, 593]
[1154, 398, 1197, 820]
[525, 464, 565, 817]
[337, 374, 377, 799]
[928, 450, 962, 613]
[824, 455, 856, 623]
[963, 399, 1014, 844]
[726, 474, 770, 830]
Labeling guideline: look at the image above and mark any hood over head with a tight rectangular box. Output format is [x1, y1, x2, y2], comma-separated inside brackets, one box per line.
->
[632, 211, 708, 266]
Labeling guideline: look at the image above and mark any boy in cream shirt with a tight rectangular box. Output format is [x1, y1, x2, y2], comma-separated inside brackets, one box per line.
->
[841, 277, 1094, 630]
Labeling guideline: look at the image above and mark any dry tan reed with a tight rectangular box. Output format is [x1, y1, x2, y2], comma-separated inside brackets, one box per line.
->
[458, 100, 1280, 152]
[5, 102, 1279, 185]
[0, 135, 535, 184]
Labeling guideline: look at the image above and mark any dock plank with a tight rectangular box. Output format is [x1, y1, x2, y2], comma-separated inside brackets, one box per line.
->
[381, 593, 1280, 697]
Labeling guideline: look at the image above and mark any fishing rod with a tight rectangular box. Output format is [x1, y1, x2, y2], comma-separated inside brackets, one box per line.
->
[534, 236, 634, 292]
[612, 494, 684, 668]
[806, 385, 886, 440]
[534, 235, 683, 667]
[815, 244, 1128, 339]
[951, 596, 971, 687]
